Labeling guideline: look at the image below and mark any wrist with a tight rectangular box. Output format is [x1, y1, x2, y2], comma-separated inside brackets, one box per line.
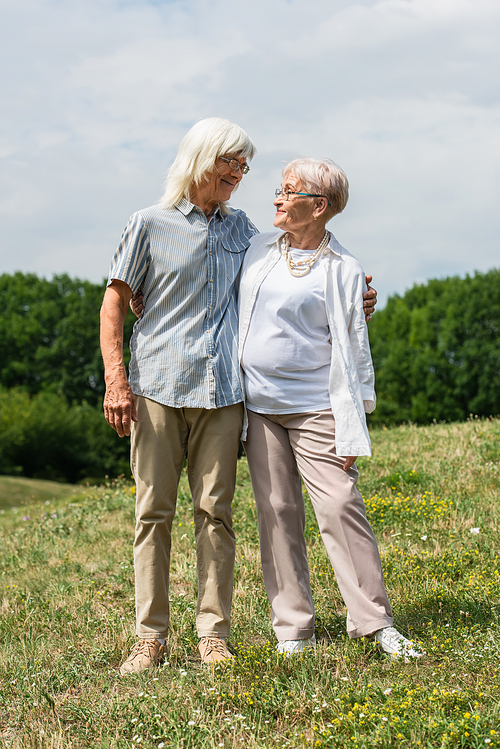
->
[104, 367, 129, 388]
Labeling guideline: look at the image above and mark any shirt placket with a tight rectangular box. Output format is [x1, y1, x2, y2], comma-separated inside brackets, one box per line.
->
[205, 217, 218, 407]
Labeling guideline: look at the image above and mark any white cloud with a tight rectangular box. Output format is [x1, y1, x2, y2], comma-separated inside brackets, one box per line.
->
[0, 138, 19, 159]
[65, 33, 253, 116]
[34, 131, 72, 150]
[0, 184, 51, 217]
[288, 0, 500, 53]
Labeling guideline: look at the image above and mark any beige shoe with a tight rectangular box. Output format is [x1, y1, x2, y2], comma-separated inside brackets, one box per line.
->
[198, 637, 234, 664]
[119, 638, 166, 675]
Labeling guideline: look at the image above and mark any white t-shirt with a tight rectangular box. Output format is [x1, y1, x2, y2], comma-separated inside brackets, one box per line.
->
[241, 247, 332, 414]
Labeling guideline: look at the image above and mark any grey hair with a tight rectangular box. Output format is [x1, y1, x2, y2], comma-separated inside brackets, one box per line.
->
[160, 117, 256, 214]
[283, 158, 349, 221]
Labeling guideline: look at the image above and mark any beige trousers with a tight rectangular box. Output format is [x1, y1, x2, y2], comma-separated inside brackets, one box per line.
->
[244, 409, 393, 640]
[130, 396, 243, 640]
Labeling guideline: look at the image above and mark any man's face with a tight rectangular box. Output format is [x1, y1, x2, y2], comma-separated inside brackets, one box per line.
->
[204, 154, 247, 203]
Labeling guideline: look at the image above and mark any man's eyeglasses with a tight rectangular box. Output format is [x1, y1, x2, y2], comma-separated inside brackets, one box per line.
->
[275, 188, 331, 206]
[219, 157, 250, 175]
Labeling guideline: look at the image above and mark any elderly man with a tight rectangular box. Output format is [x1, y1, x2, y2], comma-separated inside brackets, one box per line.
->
[100, 117, 377, 673]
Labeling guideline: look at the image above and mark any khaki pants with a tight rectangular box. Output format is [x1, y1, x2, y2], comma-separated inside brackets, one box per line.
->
[130, 396, 243, 640]
[244, 409, 393, 640]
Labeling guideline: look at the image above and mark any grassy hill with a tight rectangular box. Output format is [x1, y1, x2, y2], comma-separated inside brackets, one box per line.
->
[0, 476, 85, 512]
[0, 418, 499, 748]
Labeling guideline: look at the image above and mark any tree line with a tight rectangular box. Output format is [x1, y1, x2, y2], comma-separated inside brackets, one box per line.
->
[0, 273, 135, 483]
[0, 268, 498, 482]
[367, 267, 500, 426]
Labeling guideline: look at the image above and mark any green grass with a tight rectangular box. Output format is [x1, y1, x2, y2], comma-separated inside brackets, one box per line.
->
[0, 476, 86, 511]
[1, 417, 500, 748]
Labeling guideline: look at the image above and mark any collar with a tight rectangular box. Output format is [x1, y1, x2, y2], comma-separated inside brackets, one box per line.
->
[176, 196, 222, 219]
[272, 229, 342, 256]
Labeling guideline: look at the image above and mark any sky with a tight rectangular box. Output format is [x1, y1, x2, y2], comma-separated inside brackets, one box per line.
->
[1, 0, 499, 306]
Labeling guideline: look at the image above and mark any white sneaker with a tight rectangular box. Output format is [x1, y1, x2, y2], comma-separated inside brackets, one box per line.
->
[277, 634, 316, 654]
[374, 627, 425, 662]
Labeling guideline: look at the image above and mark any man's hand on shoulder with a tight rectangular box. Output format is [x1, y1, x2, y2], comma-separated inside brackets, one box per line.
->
[363, 275, 377, 322]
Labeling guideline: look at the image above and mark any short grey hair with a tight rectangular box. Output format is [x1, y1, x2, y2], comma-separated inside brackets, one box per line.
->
[160, 117, 256, 214]
[283, 158, 349, 221]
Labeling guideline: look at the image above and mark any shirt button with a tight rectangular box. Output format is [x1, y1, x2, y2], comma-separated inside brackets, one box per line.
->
[209, 305, 212, 310]
[209, 251, 212, 255]
[209, 278, 213, 283]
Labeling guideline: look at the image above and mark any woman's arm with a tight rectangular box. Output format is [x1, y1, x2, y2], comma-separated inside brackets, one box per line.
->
[130, 289, 144, 317]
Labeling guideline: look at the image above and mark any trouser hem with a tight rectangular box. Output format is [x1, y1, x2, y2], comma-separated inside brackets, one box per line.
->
[197, 630, 230, 639]
[348, 617, 394, 639]
[273, 627, 315, 640]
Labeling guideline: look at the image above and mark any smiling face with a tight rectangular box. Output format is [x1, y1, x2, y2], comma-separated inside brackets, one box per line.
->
[201, 153, 247, 209]
[273, 171, 319, 236]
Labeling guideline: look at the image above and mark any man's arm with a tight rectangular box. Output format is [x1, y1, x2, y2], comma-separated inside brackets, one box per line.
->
[132, 276, 378, 322]
[100, 279, 137, 437]
[363, 275, 377, 321]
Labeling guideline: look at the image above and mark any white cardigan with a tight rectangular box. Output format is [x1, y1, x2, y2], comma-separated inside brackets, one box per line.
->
[238, 231, 376, 456]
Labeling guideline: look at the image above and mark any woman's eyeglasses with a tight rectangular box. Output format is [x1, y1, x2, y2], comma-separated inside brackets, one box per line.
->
[275, 188, 331, 206]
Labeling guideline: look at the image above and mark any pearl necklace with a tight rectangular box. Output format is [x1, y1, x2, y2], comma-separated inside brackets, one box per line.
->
[281, 231, 330, 277]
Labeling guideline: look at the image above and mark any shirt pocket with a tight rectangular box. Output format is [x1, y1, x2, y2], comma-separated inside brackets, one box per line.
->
[221, 237, 249, 282]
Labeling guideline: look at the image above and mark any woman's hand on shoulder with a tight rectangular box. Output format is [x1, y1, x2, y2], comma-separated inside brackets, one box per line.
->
[363, 275, 377, 321]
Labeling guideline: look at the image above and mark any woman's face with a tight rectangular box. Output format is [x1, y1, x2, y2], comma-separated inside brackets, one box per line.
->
[273, 171, 318, 235]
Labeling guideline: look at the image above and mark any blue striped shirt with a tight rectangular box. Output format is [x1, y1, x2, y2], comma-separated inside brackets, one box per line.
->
[108, 198, 259, 409]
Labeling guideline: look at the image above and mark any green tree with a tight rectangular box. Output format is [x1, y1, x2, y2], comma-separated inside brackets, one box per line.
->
[0, 272, 135, 406]
[0, 272, 137, 481]
[0, 387, 130, 483]
[368, 269, 500, 425]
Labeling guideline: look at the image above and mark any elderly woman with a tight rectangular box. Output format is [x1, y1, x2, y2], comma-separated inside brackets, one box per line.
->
[238, 158, 423, 660]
